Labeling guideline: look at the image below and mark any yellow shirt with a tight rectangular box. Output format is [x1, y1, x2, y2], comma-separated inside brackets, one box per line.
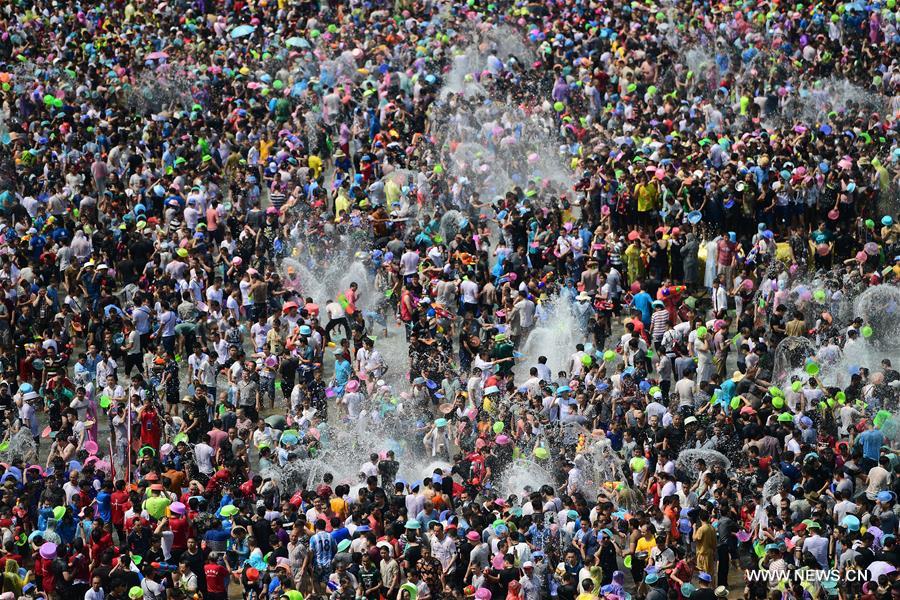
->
[635, 182, 659, 212]
[636, 536, 657, 554]
[308, 155, 323, 179]
[330, 496, 348, 520]
[335, 191, 351, 221]
[259, 139, 275, 162]
[385, 179, 401, 205]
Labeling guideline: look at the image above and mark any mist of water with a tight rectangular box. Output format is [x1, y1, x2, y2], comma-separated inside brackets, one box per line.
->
[781, 77, 885, 125]
[496, 457, 554, 497]
[675, 449, 731, 478]
[516, 296, 585, 379]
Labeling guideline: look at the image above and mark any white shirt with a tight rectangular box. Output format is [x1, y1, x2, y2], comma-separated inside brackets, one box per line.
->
[360, 460, 378, 478]
[400, 250, 419, 276]
[429, 534, 457, 570]
[711, 285, 728, 314]
[460, 279, 479, 304]
[194, 443, 215, 475]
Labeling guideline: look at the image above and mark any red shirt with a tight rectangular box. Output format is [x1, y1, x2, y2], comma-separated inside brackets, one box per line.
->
[716, 239, 736, 266]
[204, 563, 229, 594]
[0, 552, 22, 571]
[207, 428, 228, 451]
[70, 551, 90, 583]
[139, 409, 161, 450]
[37, 556, 55, 594]
[169, 516, 192, 551]
[111, 491, 131, 526]
[90, 532, 114, 563]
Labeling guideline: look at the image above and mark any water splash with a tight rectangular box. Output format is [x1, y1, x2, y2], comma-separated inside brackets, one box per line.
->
[675, 449, 731, 478]
[581, 437, 628, 484]
[439, 209, 467, 244]
[781, 77, 885, 125]
[262, 419, 454, 495]
[854, 285, 900, 349]
[773, 336, 817, 384]
[434, 27, 575, 206]
[124, 69, 193, 114]
[496, 457, 555, 497]
[0, 428, 38, 464]
[762, 470, 788, 505]
[516, 296, 585, 379]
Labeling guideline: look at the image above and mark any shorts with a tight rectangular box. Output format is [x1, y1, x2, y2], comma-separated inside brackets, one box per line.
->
[313, 564, 332, 582]
[161, 335, 176, 355]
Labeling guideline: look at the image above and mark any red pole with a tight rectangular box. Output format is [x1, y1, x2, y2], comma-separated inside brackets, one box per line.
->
[108, 436, 116, 482]
[126, 402, 132, 483]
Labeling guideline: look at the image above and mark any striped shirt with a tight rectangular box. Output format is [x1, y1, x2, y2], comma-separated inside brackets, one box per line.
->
[309, 531, 335, 568]
[650, 309, 669, 342]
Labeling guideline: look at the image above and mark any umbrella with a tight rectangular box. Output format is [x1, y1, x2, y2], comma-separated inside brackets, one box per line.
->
[145, 51, 168, 60]
[285, 37, 309, 48]
[230, 25, 256, 38]
[265, 415, 287, 430]
[868, 561, 896, 580]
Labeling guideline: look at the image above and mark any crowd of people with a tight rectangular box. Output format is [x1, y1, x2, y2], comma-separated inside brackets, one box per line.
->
[0, 0, 899, 599]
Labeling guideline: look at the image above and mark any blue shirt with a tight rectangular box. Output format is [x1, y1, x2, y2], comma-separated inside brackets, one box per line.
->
[331, 527, 350, 546]
[309, 531, 335, 568]
[719, 379, 736, 406]
[859, 429, 884, 461]
[631, 291, 654, 327]
[96, 490, 112, 522]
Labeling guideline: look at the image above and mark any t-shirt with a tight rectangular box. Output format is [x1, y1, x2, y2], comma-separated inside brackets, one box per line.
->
[194, 443, 215, 475]
[203, 563, 228, 594]
[96, 490, 112, 522]
[866, 466, 890, 499]
[460, 279, 479, 304]
[631, 291, 653, 327]
[400, 250, 419, 276]
[859, 429, 884, 461]
[716, 239, 735, 266]
[802, 534, 829, 569]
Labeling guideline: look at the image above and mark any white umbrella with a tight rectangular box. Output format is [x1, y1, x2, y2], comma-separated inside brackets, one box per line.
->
[868, 561, 897, 581]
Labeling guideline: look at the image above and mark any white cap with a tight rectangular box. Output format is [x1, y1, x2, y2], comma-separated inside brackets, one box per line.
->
[523, 561, 534, 569]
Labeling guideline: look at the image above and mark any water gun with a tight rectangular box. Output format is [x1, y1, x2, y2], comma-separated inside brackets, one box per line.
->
[150, 562, 177, 574]
[662, 285, 686, 297]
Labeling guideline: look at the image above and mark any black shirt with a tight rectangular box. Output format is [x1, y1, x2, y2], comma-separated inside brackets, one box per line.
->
[693, 588, 716, 600]
[252, 518, 273, 554]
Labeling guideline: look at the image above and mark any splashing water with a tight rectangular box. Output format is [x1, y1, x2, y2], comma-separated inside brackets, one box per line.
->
[439, 209, 467, 244]
[262, 418, 456, 495]
[854, 285, 900, 349]
[435, 104, 576, 204]
[516, 296, 585, 379]
[781, 78, 885, 125]
[581, 437, 628, 486]
[881, 416, 900, 443]
[434, 27, 575, 206]
[440, 48, 489, 100]
[680, 46, 721, 96]
[281, 257, 374, 312]
[761, 470, 788, 505]
[0, 428, 38, 464]
[496, 457, 554, 497]
[773, 336, 817, 384]
[675, 449, 731, 478]
[124, 70, 193, 114]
